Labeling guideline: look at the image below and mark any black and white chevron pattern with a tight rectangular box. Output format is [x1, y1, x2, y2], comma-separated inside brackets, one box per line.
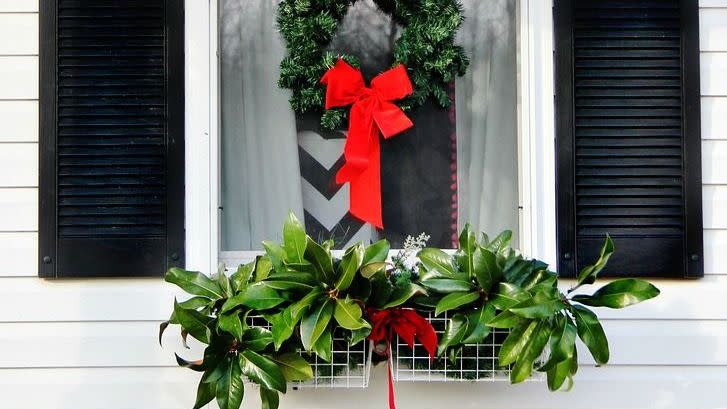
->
[297, 127, 376, 248]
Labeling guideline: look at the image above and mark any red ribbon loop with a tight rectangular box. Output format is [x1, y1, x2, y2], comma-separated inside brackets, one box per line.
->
[367, 308, 438, 409]
[321, 59, 414, 228]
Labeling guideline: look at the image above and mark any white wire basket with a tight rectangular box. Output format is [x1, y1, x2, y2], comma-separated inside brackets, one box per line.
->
[393, 311, 545, 382]
[247, 315, 372, 388]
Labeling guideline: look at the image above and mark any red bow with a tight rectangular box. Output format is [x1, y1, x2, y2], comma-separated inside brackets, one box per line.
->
[368, 308, 438, 409]
[321, 59, 414, 228]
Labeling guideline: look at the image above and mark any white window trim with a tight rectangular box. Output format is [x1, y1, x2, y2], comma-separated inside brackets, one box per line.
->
[184, 0, 556, 273]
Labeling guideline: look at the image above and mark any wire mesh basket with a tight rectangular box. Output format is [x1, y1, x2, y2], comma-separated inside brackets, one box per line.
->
[247, 316, 372, 388]
[393, 311, 545, 382]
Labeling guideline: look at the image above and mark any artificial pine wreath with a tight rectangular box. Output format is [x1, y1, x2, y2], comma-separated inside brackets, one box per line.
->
[277, 0, 469, 130]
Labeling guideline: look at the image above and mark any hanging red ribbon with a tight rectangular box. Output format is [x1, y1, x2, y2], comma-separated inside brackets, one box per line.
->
[367, 308, 438, 409]
[321, 59, 414, 228]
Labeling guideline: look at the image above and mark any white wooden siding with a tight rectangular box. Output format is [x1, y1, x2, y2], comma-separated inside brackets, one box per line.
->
[0, 2, 725, 409]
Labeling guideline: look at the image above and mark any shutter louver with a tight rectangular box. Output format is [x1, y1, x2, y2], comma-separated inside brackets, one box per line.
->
[40, 0, 185, 277]
[555, 0, 703, 278]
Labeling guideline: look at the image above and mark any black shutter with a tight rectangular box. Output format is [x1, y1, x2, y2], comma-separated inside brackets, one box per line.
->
[39, 0, 185, 278]
[554, 0, 703, 278]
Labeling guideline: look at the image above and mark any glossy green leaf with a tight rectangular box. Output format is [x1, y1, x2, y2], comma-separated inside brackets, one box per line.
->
[437, 313, 469, 356]
[255, 256, 273, 281]
[312, 328, 333, 362]
[499, 319, 537, 366]
[300, 299, 334, 350]
[361, 261, 388, 279]
[487, 310, 527, 329]
[174, 353, 205, 371]
[217, 269, 233, 298]
[576, 235, 614, 286]
[539, 315, 577, 372]
[381, 283, 427, 309]
[461, 302, 496, 344]
[216, 357, 244, 409]
[269, 308, 296, 350]
[418, 248, 457, 278]
[546, 357, 573, 391]
[173, 299, 212, 344]
[262, 241, 286, 271]
[571, 278, 660, 309]
[240, 350, 287, 393]
[192, 378, 216, 409]
[230, 262, 254, 291]
[434, 291, 480, 316]
[262, 279, 316, 293]
[456, 224, 477, 276]
[165, 268, 225, 300]
[472, 248, 502, 292]
[260, 387, 280, 409]
[363, 239, 390, 264]
[218, 311, 244, 340]
[239, 327, 273, 352]
[485, 230, 513, 256]
[336, 242, 364, 290]
[283, 212, 307, 264]
[305, 237, 334, 284]
[269, 353, 314, 381]
[490, 282, 531, 310]
[334, 297, 370, 330]
[350, 326, 372, 346]
[511, 320, 552, 383]
[421, 278, 474, 293]
[509, 292, 566, 319]
[572, 304, 609, 365]
[221, 283, 285, 312]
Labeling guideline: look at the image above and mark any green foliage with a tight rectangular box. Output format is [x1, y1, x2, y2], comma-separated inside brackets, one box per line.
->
[277, 0, 469, 129]
[162, 212, 661, 409]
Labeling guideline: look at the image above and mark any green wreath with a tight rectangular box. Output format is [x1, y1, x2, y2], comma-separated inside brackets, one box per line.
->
[277, 0, 469, 130]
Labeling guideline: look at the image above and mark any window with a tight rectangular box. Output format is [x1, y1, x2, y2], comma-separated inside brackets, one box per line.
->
[39, 0, 185, 277]
[554, 0, 703, 278]
[218, 0, 523, 256]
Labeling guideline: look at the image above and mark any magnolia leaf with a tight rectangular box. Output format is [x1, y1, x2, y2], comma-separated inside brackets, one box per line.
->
[381, 283, 427, 309]
[173, 299, 212, 344]
[165, 267, 224, 300]
[312, 328, 333, 362]
[300, 299, 334, 351]
[485, 230, 513, 256]
[509, 294, 566, 319]
[221, 283, 285, 312]
[239, 327, 273, 352]
[572, 304, 609, 365]
[240, 350, 287, 393]
[420, 278, 474, 293]
[269, 308, 296, 350]
[269, 353, 314, 381]
[265, 270, 317, 285]
[434, 291, 480, 316]
[490, 282, 531, 310]
[336, 242, 364, 291]
[159, 321, 170, 346]
[499, 319, 537, 366]
[511, 320, 552, 384]
[350, 326, 372, 346]
[260, 387, 280, 409]
[334, 298, 369, 330]
[361, 262, 388, 279]
[539, 315, 577, 372]
[255, 256, 273, 281]
[262, 279, 316, 293]
[487, 310, 527, 329]
[472, 248, 502, 292]
[192, 378, 216, 409]
[216, 357, 244, 409]
[437, 313, 469, 356]
[547, 357, 574, 392]
[218, 311, 244, 340]
[572, 278, 660, 309]
[576, 235, 614, 286]
[521, 269, 556, 291]
[283, 212, 307, 264]
[262, 241, 286, 271]
[174, 353, 205, 371]
[418, 248, 457, 278]
[456, 224, 477, 276]
[363, 239, 390, 264]
[305, 237, 334, 284]
[461, 302, 496, 344]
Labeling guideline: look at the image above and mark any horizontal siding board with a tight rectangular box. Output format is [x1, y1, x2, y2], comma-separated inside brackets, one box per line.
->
[702, 140, 727, 184]
[704, 185, 727, 229]
[0, 143, 37, 186]
[704, 229, 727, 275]
[700, 0, 727, 7]
[3, 276, 727, 321]
[0, 56, 38, 99]
[701, 52, 727, 96]
[1, 366, 726, 409]
[0, 232, 36, 276]
[0, 0, 37, 12]
[700, 9, 727, 51]
[1, 320, 723, 368]
[0, 13, 38, 55]
[0, 101, 38, 142]
[0, 188, 37, 231]
[701, 96, 727, 140]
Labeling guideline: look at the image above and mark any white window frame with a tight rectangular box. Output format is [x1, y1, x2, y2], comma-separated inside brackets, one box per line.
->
[183, 0, 556, 274]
